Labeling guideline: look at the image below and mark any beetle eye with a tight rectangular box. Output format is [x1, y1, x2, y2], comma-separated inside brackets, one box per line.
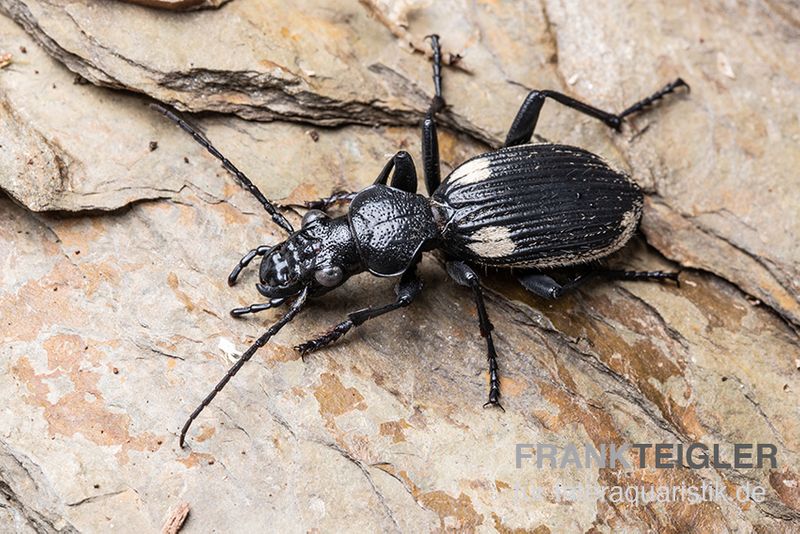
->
[302, 209, 328, 227]
[314, 265, 343, 287]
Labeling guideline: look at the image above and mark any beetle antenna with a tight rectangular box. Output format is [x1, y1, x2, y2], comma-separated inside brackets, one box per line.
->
[179, 287, 308, 447]
[152, 103, 295, 235]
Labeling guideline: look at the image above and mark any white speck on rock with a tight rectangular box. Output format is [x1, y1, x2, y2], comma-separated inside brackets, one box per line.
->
[219, 338, 240, 361]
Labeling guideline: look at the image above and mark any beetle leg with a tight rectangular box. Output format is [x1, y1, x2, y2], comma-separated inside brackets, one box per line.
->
[374, 151, 418, 193]
[517, 269, 680, 299]
[279, 190, 359, 212]
[230, 297, 287, 317]
[422, 34, 445, 196]
[504, 78, 690, 147]
[516, 272, 594, 300]
[601, 269, 681, 287]
[228, 245, 275, 286]
[295, 268, 423, 357]
[446, 261, 504, 411]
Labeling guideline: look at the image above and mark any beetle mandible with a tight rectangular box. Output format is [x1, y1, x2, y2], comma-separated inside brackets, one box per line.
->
[156, 35, 689, 447]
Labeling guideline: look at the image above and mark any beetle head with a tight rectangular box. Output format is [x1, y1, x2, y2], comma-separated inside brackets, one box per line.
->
[257, 210, 361, 298]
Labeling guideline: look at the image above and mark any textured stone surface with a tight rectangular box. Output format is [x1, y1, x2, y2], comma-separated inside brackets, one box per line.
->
[1, 1, 800, 532]
[1, 0, 798, 328]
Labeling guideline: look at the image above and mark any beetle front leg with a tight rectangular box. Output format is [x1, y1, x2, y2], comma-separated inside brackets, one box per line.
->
[280, 191, 359, 212]
[504, 78, 689, 147]
[446, 261, 504, 411]
[295, 268, 423, 357]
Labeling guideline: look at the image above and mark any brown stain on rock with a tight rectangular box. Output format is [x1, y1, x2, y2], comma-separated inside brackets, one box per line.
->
[379, 419, 411, 443]
[488, 374, 526, 397]
[11, 334, 161, 463]
[533, 379, 620, 446]
[167, 271, 196, 312]
[0, 257, 124, 342]
[418, 490, 483, 532]
[178, 451, 215, 468]
[313, 372, 366, 418]
[769, 469, 800, 511]
[1, 261, 89, 342]
[281, 182, 323, 207]
[81, 260, 121, 297]
[268, 344, 301, 363]
[212, 199, 250, 226]
[544, 292, 703, 440]
[374, 465, 484, 531]
[46, 217, 104, 250]
[491, 513, 549, 534]
[680, 274, 747, 331]
[195, 425, 216, 443]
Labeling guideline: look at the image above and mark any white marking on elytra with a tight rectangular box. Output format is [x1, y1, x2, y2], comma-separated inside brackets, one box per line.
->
[449, 156, 493, 185]
[620, 208, 637, 231]
[468, 226, 517, 258]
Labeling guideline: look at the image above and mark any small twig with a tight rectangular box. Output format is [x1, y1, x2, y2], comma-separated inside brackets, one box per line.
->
[161, 502, 190, 534]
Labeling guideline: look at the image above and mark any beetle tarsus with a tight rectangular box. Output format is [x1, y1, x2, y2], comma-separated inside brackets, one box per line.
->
[484, 335, 504, 412]
[483, 399, 505, 412]
[619, 78, 690, 120]
[601, 269, 682, 285]
[518, 269, 680, 300]
[296, 319, 354, 358]
[446, 261, 505, 412]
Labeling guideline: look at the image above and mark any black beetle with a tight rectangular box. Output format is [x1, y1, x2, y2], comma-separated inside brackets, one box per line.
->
[156, 35, 688, 447]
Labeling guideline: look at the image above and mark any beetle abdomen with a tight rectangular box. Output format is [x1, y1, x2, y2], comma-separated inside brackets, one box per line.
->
[432, 144, 643, 268]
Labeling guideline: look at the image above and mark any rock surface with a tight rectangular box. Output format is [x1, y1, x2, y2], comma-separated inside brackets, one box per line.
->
[1, 1, 799, 533]
[1, 0, 798, 328]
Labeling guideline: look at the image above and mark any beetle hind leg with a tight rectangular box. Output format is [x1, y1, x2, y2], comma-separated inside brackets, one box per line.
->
[517, 269, 681, 300]
[602, 269, 681, 287]
[446, 261, 505, 411]
[504, 78, 690, 147]
[516, 272, 592, 300]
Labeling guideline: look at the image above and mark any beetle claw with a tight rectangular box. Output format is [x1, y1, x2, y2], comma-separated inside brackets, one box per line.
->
[483, 399, 505, 412]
